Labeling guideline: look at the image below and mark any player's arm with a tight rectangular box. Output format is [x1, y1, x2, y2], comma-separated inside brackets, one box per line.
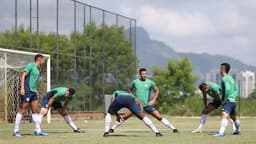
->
[20, 72, 28, 96]
[47, 97, 55, 109]
[129, 80, 135, 94]
[134, 98, 143, 110]
[63, 98, 70, 110]
[202, 92, 207, 108]
[148, 87, 159, 105]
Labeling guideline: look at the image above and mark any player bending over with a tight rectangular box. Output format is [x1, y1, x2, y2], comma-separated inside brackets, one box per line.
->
[193, 82, 236, 133]
[213, 63, 240, 137]
[13, 54, 47, 137]
[39, 87, 82, 133]
[109, 68, 178, 134]
[104, 90, 163, 137]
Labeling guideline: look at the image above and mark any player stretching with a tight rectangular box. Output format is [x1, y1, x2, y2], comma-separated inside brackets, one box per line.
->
[39, 87, 82, 133]
[110, 68, 178, 133]
[13, 54, 47, 137]
[104, 90, 163, 137]
[213, 63, 240, 137]
[193, 82, 236, 133]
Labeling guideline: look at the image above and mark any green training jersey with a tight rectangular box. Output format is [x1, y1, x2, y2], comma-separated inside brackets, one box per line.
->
[221, 74, 238, 103]
[51, 87, 74, 102]
[130, 79, 157, 106]
[24, 63, 40, 92]
[112, 90, 135, 98]
[206, 82, 221, 100]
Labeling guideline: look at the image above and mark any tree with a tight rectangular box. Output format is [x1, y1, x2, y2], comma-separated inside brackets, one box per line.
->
[151, 57, 198, 113]
[0, 23, 137, 111]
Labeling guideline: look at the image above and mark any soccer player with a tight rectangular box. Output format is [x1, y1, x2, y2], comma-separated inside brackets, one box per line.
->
[213, 63, 240, 137]
[104, 90, 163, 137]
[13, 54, 47, 137]
[39, 87, 82, 133]
[192, 82, 236, 133]
[109, 68, 178, 133]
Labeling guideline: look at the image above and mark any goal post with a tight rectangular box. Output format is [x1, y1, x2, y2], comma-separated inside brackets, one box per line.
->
[0, 48, 51, 122]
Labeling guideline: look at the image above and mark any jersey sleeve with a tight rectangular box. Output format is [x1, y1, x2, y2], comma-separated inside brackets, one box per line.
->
[150, 80, 157, 90]
[24, 63, 32, 73]
[130, 80, 135, 90]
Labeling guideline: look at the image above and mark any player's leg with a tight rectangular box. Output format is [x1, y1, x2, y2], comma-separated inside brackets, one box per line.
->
[230, 104, 240, 135]
[55, 103, 80, 132]
[104, 98, 123, 137]
[13, 102, 30, 137]
[213, 102, 235, 137]
[145, 105, 178, 133]
[31, 99, 48, 136]
[109, 110, 133, 133]
[129, 102, 162, 137]
[193, 102, 217, 133]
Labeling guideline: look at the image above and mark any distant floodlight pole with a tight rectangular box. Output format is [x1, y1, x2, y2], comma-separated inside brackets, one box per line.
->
[29, 0, 32, 48]
[15, 0, 18, 48]
[36, 0, 39, 49]
[115, 14, 119, 89]
[56, 0, 59, 82]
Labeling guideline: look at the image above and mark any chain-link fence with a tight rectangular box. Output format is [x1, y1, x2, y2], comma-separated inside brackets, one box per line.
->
[0, 0, 137, 114]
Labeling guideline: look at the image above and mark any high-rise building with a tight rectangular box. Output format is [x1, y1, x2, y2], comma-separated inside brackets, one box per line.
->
[205, 70, 255, 98]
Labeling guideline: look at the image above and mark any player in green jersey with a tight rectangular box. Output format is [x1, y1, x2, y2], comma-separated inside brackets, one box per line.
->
[193, 82, 236, 133]
[39, 87, 83, 133]
[13, 54, 47, 137]
[109, 68, 178, 134]
[104, 90, 162, 137]
[213, 63, 240, 137]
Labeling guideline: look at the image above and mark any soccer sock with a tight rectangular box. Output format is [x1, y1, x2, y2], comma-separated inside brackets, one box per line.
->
[198, 114, 207, 130]
[64, 115, 78, 130]
[219, 118, 228, 134]
[14, 113, 22, 133]
[38, 114, 44, 123]
[32, 113, 41, 133]
[235, 120, 240, 131]
[229, 118, 236, 132]
[105, 113, 112, 132]
[111, 121, 123, 130]
[142, 117, 159, 133]
[160, 118, 176, 130]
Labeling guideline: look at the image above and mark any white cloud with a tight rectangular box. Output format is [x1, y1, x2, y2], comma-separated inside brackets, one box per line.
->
[138, 5, 216, 37]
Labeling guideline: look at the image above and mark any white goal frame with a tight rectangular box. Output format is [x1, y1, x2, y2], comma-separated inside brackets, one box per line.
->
[0, 48, 51, 123]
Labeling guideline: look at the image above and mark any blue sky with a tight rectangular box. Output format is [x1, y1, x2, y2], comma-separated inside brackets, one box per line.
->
[83, 0, 256, 66]
[1, 0, 256, 66]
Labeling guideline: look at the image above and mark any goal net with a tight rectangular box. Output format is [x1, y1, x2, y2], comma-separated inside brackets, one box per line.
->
[0, 48, 50, 123]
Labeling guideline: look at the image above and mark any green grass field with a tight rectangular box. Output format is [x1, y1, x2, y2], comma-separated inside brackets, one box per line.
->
[1, 116, 256, 144]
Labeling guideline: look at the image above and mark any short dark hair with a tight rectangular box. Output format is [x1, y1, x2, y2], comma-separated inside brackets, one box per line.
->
[221, 63, 231, 73]
[139, 68, 147, 73]
[34, 54, 44, 62]
[199, 83, 207, 91]
[68, 88, 75, 95]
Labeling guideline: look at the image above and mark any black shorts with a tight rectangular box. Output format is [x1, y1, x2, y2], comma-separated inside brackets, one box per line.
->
[21, 91, 38, 103]
[41, 91, 63, 109]
[108, 96, 142, 115]
[143, 105, 157, 113]
[209, 100, 222, 109]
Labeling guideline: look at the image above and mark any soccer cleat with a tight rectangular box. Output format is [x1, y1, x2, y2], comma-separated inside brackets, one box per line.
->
[109, 129, 114, 133]
[233, 131, 240, 135]
[103, 132, 109, 137]
[34, 131, 48, 136]
[155, 132, 163, 137]
[213, 132, 224, 137]
[173, 129, 179, 133]
[13, 131, 22, 137]
[74, 128, 84, 133]
[192, 128, 202, 133]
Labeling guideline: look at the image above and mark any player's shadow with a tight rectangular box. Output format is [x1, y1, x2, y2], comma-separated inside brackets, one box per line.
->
[205, 131, 218, 135]
[108, 134, 141, 137]
[21, 133, 34, 136]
